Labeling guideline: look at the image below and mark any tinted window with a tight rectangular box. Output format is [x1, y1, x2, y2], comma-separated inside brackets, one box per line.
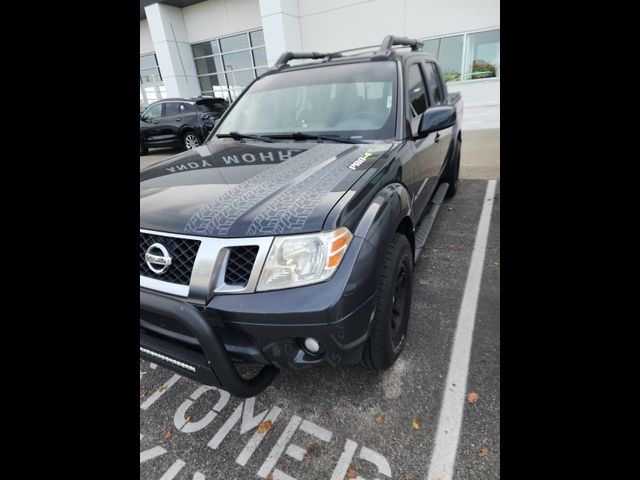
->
[179, 103, 195, 113]
[143, 103, 162, 120]
[424, 63, 444, 105]
[407, 64, 428, 118]
[164, 102, 180, 116]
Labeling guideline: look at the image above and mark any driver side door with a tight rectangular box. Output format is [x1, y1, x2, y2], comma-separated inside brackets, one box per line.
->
[140, 102, 164, 143]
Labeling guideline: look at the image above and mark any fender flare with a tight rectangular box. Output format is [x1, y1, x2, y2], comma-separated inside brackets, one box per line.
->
[352, 182, 413, 254]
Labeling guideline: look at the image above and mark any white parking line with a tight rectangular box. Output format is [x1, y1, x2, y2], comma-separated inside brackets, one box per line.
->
[426, 179, 497, 480]
[158, 459, 185, 480]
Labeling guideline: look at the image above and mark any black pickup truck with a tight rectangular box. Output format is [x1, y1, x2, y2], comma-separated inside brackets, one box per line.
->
[140, 35, 463, 398]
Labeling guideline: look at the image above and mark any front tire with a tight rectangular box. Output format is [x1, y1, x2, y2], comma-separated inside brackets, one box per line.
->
[182, 131, 202, 150]
[140, 137, 148, 156]
[362, 233, 413, 370]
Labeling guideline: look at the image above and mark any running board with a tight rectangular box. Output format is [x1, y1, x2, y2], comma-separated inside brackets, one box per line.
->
[414, 183, 449, 263]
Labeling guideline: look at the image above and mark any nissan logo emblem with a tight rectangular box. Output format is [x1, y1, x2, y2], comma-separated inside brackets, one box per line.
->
[145, 243, 172, 274]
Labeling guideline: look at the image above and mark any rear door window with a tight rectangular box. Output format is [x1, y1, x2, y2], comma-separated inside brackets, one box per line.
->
[164, 102, 180, 116]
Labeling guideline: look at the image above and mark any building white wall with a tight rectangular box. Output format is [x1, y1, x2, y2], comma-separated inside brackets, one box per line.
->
[296, 0, 499, 52]
[182, 0, 262, 43]
[140, 19, 154, 55]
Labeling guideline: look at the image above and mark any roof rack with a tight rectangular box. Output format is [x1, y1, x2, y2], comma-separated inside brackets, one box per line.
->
[372, 35, 423, 60]
[266, 35, 424, 73]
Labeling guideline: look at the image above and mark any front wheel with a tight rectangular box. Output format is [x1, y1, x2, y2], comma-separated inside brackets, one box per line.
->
[182, 131, 202, 150]
[362, 233, 413, 370]
[140, 138, 148, 156]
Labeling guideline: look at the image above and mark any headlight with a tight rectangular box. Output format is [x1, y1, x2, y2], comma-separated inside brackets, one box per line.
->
[257, 227, 353, 291]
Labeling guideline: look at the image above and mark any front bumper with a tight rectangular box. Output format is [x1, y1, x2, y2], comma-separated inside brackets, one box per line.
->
[140, 235, 380, 396]
[140, 290, 279, 398]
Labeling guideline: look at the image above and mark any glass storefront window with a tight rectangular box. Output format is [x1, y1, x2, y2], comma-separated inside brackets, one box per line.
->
[195, 56, 223, 75]
[438, 35, 464, 82]
[220, 33, 250, 52]
[421, 29, 500, 83]
[192, 29, 267, 101]
[222, 50, 253, 70]
[463, 29, 500, 80]
[250, 30, 264, 47]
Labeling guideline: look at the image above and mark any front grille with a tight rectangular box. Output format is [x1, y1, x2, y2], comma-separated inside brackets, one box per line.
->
[140, 233, 200, 286]
[225, 246, 259, 286]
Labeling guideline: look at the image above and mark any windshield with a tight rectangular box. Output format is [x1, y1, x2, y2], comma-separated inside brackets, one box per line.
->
[216, 61, 397, 141]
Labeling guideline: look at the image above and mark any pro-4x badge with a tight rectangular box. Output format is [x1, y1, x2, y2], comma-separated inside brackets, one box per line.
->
[348, 151, 373, 170]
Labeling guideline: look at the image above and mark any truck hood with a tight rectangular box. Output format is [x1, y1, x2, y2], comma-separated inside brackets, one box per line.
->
[140, 140, 391, 237]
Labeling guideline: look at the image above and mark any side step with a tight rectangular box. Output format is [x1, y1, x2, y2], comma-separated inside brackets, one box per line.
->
[414, 182, 449, 263]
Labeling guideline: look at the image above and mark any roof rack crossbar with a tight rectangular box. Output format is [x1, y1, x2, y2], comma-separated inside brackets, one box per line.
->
[379, 35, 423, 52]
[274, 51, 339, 68]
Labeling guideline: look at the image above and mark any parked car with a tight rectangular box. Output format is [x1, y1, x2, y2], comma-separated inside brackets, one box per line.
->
[140, 96, 229, 155]
[140, 35, 463, 397]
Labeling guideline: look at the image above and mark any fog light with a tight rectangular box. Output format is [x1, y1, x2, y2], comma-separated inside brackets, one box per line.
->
[303, 337, 321, 354]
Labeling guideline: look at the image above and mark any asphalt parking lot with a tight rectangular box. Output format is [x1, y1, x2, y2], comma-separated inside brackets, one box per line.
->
[140, 175, 500, 479]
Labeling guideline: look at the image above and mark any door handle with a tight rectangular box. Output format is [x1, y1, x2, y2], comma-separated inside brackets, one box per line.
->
[435, 132, 440, 143]
[153, 120, 159, 124]
[176, 118, 182, 122]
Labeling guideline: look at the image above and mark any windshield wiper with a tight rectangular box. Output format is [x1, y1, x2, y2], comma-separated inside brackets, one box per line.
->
[271, 132, 358, 144]
[217, 131, 273, 143]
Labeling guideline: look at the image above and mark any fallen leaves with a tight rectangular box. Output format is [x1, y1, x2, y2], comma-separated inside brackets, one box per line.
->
[412, 418, 421, 430]
[327, 411, 336, 419]
[163, 430, 172, 440]
[346, 467, 358, 479]
[266, 474, 274, 480]
[374, 415, 383, 425]
[467, 392, 479, 404]
[480, 448, 490, 458]
[257, 420, 273, 434]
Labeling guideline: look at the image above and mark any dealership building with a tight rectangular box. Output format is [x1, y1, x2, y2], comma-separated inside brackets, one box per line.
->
[140, 0, 499, 126]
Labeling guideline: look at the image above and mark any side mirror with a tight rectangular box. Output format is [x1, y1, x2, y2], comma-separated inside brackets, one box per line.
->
[418, 106, 456, 137]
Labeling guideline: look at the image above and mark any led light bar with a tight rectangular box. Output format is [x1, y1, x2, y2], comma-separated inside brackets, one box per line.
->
[140, 347, 196, 372]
